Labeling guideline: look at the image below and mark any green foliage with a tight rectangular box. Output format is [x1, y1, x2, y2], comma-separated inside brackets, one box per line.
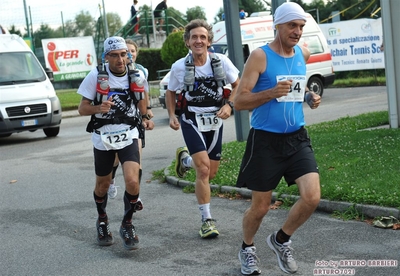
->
[151, 168, 166, 182]
[214, 8, 225, 23]
[239, 0, 269, 15]
[186, 7, 207, 22]
[33, 23, 60, 47]
[166, 8, 188, 31]
[8, 25, 22, 36]
[335, 69, 386, 79]
[160, 30, 187, 67]
[183, 184, 196, 193]
[137, 48, 169, 80]
[106, 13, 123, 37]
[332, 77, 386, 87]
[56, 90, 81, 111]
[74, 10, 96, 36]
[166, 111, 400, 208]
[332, 204, 366, 221]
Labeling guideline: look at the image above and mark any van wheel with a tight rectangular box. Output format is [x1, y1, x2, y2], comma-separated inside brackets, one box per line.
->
[43, 127, 60, 137]
[308, 76, 324, 97]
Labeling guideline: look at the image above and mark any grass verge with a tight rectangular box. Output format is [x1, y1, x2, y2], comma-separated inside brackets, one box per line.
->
[56, 87, 160, 111]
[167, 111, 400, 209]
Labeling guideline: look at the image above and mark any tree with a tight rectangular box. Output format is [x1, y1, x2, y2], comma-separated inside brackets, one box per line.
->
[312, 0, 381, 23]
[160, 30, 187, 67]
[8, 25, 22, 36]
[166, 7, 187, 32]
[186, 6, 207, 22]
[239, 0, 269, 16]
[33, 23, 57, 47]
[215, 0, 270, 23]
[74, 10, 96, 36]
[107, 12, 123, 36]
[58, 20, 79, 37]
[214, 7, 224, 23]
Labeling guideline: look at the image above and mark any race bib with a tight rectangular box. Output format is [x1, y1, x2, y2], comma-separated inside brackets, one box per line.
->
[100, 126, 133, 150]
[276, 75, 306, 102]
[195, 112, 223, 132]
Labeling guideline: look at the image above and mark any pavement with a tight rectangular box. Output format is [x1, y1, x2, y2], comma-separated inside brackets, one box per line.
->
[62, 109, 400, 220]
[2, 103, 398, 276]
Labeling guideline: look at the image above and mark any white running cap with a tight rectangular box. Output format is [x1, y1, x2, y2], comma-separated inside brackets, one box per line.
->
[103, 36, 128, 55]
[273, 2, 307, 30]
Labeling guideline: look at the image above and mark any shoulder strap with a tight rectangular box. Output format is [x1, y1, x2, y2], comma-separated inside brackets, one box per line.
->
[185, 53, 194, 64]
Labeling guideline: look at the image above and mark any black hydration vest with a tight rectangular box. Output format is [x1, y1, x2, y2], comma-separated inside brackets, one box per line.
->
[180, 53, 228, 112]
[86, 64, 142, 134]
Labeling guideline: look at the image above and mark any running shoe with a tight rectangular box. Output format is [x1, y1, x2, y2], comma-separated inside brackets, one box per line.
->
[238, 246, 261, 275]
[119, 222, 139, 250]
[175, 146, 190, 178]
[96, 219, 114, 246]
[266, 232, 298, 274]
[108, 183, 118, 199]
[199, 219, 219, 239]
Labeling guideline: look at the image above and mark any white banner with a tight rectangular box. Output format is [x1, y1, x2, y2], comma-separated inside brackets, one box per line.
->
[319, 18, 384, 72]
[41, 36, 97, 81]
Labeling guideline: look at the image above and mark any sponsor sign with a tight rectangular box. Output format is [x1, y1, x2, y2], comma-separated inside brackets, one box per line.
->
[42, 36, 97, 81]
[319, 18, 384, 71]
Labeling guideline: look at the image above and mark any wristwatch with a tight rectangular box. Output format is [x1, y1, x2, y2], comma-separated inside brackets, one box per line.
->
[227, 100, 234, 109]
[142, 114, 151, 120]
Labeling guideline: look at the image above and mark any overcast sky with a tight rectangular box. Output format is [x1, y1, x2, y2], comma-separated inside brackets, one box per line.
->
[1, 0, 229, 31]
[1, 0, 315, 32]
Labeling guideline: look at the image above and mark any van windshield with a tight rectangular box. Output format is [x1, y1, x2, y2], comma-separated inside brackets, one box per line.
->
[212, 44, 229, 55]
[0, 52, 46, 84]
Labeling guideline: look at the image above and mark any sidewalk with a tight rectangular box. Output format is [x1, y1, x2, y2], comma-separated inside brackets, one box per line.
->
[165, 173, 400, 221]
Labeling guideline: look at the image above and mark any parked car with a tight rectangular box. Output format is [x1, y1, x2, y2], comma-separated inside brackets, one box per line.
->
[159, 71, 186, 116]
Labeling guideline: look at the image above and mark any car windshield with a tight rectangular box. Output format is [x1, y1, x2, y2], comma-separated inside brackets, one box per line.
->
[0, 52, 46, 84]
[211, 44, 229, 55]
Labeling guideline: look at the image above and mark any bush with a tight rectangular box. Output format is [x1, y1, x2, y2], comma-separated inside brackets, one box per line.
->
[160, 30, 187, 67]
[136, 48, 169, 81]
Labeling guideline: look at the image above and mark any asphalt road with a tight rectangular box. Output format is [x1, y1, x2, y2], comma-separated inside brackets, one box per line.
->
[1, 86, 399, 276]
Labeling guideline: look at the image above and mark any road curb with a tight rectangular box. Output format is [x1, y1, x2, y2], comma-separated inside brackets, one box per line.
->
[164, 171, 400, 220]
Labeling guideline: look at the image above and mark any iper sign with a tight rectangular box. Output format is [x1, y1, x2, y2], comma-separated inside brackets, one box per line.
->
[319, 18, 384, 72]
[41, 36, 97, 81]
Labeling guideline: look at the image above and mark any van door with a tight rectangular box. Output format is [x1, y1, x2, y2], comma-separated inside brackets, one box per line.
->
[300, 34, 335, 96]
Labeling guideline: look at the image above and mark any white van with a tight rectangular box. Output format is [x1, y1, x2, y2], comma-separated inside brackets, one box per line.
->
[0, 34, 62, 138]
[212, 12, 335, 96]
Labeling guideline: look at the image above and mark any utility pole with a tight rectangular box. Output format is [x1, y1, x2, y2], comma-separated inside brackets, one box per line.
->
[61, 11, 65, 37]
[381, 0, 400, 128]
[23, 0, 31, 38]
[307, 8, 320, 23]
[271, 0, 287, 15]
[102, 0, 109, 38]
[223, 0, 250, 142]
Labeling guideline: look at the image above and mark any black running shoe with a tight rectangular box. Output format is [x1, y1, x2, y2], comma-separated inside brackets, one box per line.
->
[119, 222, 139, 250]
[96, 220, 114, 246]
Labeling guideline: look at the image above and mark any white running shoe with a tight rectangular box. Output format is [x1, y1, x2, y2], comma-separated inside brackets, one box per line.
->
[108, 183, 118, 199]
[266, 232, 298, 274]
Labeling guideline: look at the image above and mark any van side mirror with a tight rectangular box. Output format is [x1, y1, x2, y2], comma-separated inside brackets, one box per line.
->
[45, 68, 54, 83]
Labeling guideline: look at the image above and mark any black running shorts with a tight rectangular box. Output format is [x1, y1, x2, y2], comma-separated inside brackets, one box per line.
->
[93, 140, 140, 176]
[236, 127, 319, 192]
